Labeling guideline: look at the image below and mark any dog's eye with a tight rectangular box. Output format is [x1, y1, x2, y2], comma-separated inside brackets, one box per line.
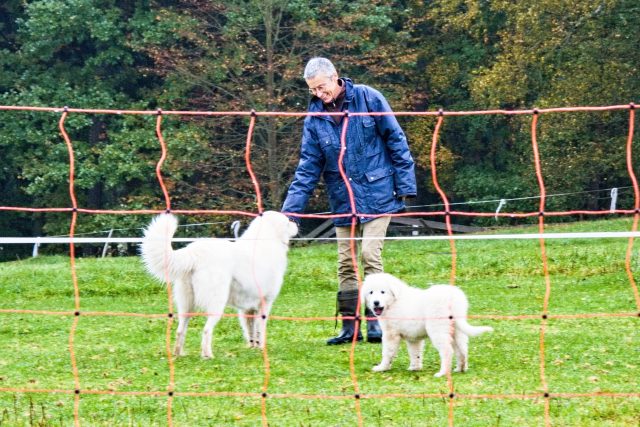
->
[369, 291, 373, 295]
[381, 291, 385, 294]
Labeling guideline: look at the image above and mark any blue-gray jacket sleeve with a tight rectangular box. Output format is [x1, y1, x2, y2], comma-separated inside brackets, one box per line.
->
[281, 122, 325, 221]
[365, 87, 417, 198]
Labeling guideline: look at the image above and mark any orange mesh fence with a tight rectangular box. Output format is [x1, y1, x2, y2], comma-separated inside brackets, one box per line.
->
[0, 103, 639, 426]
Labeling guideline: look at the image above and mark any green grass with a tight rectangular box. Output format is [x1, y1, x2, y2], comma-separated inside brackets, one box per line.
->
[1, 218, 639, 426]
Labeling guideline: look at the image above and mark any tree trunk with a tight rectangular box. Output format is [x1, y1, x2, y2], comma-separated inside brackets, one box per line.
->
[263, 0, 283, 209]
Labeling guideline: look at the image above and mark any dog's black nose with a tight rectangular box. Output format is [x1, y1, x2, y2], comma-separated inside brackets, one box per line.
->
[373, 300, 380, 307]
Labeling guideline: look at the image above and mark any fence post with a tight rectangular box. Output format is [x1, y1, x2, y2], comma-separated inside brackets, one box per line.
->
[101, 229, 114, 258]
[610, 188, 618, 213]
[495, 199, 506, 221]
[32, 237, 40, 257]
[231, 221, 241, 239]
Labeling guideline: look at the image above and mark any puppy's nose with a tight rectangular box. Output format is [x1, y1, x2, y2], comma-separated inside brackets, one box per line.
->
[373, 300, 380, 307]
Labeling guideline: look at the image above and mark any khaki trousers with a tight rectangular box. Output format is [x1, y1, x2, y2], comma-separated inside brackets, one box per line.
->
[335, 216, 392, 292]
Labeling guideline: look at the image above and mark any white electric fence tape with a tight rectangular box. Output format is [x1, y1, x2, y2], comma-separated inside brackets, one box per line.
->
[3, 231, 640, 245]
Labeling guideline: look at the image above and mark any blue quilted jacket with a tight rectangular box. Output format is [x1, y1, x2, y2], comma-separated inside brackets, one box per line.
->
[282, 78, 417, 227]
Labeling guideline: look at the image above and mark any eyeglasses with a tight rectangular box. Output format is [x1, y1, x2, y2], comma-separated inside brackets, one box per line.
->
[307, 77, 334, 96]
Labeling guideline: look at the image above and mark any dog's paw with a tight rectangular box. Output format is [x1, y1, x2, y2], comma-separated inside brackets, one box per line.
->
[433, 371, 447, 378]
[408, 365, 422, 371]
[372, 364, 390, 372]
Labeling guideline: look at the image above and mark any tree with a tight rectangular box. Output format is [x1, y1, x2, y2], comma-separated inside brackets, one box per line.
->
[4, 0, 637, 250]
[0, 0, 189, 245]
[467, 0, 640, 214]
[409, 0, 640, 220]
[137, 0, 416, 212]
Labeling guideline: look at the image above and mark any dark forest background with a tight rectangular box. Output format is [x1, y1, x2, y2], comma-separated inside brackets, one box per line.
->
[1, 0, 639, 260]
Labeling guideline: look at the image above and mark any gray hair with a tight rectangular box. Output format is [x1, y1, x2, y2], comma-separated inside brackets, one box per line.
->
[303, 57, 337, 80]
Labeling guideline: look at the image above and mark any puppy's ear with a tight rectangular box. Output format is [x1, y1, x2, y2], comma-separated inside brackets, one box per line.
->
[288, 220, 298, 237]
[387, 278, 399, 300]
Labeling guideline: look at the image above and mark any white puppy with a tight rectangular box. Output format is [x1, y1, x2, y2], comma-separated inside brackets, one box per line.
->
[361, 273, 493, 377]
[140, 211, 298, 359]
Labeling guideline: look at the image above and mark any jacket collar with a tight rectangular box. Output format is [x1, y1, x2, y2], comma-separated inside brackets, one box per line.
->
[308, 77, 354, 113]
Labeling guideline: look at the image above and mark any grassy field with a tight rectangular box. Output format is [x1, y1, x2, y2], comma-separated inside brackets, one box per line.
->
[0, 218, 639, 426]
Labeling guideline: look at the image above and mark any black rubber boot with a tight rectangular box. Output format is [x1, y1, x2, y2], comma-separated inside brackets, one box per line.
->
[365, 307, 382, 343]
[327, 289, 363, 345]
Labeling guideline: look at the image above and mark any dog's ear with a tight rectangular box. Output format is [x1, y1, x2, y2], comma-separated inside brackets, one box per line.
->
[387, 277, 400, 300]
[287, 219, 298, 237]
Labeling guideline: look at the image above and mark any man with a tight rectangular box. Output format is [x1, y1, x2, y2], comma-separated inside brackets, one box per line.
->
[282, 57, 417, 345]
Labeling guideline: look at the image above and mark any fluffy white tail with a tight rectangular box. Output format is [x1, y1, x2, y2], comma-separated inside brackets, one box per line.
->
[140, 213, 182, 282]
[455, 319, 493, 337]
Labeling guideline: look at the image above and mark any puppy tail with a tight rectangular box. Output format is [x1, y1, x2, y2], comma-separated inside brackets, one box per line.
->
[140, 213, 180, 283]
[455, 319, 493, 337]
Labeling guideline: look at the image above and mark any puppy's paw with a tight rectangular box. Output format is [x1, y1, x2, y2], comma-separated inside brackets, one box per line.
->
[372, 364, 390, 372]
[433, 371, 447, 378]
[408, 365, 422, 371]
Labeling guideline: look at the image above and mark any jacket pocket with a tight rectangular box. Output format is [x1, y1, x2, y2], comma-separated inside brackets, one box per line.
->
[362, 117, 377, 144]
[365, 166, 394, 183]
[364, 166, 396, 212]
[319, 134, 340, 171]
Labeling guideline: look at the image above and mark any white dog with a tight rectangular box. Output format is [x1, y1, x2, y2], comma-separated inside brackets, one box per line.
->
[140, 211, 298, 359]
[361, 273, 493, 377]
